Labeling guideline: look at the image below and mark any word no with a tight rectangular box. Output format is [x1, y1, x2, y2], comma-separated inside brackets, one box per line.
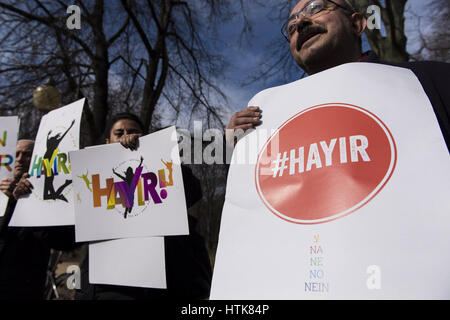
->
[305, 234, 329, 294]
[271, 135, 371, 178]
[29, 149, 71, 177]
[92, 167, 172, 210]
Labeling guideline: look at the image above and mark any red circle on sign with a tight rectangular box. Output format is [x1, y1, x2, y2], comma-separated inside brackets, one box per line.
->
[255, 103, 397, 224]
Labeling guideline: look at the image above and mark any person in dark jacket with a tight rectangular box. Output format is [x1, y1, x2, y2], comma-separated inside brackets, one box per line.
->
[368, 51, 450, 151]
[0, 140, 48, 300]
[226, 0, 450, 151]
[75, 112, 212, 300]
[0, 140, 76, 300]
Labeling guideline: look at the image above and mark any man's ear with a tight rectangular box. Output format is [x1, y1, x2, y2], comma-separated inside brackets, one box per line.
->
[351, 12, 367, 37]
[105, 138, 110, 144]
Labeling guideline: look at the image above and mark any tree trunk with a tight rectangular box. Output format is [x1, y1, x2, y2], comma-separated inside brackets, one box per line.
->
[350, 0, 409, 62]
[91, 0, 110, 139]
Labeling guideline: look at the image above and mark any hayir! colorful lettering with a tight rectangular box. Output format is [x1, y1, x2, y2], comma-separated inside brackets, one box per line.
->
[82, 157, 175, 219]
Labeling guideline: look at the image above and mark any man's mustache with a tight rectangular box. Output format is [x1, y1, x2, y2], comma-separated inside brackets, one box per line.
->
[296, 25, 328, 50]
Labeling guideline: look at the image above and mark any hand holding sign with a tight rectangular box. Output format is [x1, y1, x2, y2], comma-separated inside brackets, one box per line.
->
[12, 173, 33, 200]
[226, 106, 262, 149]
[9, 98, 85, 227]
[71, 126, 189, 242]
[119, 133, 141, 151]
[226, 106, 262, 131]
[0, 178, 15, 198]
[211, 63, 450, 300]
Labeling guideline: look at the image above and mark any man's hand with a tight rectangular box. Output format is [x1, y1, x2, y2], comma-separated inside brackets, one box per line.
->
[226, 106, 262, 149]
[0, 178, 16, 198]
[12, 173, 33, 200]
[226, 106, 262, 131]
[118, 133, 142, 151]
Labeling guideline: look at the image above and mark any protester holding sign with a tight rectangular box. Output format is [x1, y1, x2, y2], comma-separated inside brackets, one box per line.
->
[75, 112, 212, 300]
[0, 137, 79, 300]
[0, 140, 49, 299]
[0, 140, 33, 198]
[227, 0, 449, 148]
[213, 0, 450, 299]
[9, 99, 85, 227]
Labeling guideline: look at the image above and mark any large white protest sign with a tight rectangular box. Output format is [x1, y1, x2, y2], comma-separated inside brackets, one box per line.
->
[71, 126, 189, 242]
[89, 237, 167, 289]
[0, 116, 19, 216]
[9, 99, 85, 226]
[211, 63, 450, 299]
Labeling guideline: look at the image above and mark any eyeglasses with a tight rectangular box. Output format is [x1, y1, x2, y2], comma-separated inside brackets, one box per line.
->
[281, 0, 354, 42]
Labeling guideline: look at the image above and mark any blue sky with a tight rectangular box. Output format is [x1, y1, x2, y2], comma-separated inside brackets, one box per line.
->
[0, 1, 435, 130]
[211, 0, 430, 124]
